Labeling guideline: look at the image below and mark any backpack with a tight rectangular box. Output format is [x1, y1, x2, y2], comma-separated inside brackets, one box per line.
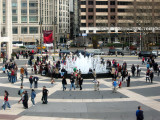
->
[18, 90, 20, 95]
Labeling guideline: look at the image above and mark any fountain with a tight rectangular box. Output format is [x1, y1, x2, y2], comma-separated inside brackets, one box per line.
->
[60, 53, 111, 78]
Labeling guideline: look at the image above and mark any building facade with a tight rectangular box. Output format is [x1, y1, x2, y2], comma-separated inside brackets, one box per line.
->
[70, 0, 80, 40]
[0, 0, 70, 45]
[80, 0, 160, 43]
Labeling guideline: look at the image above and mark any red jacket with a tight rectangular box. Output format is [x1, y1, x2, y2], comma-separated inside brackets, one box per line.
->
[11, 70, 15, 76]
[4, 96, 8, 101]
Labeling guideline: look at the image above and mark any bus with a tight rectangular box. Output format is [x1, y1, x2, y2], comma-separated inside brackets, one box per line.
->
[12, 41, 24, 47]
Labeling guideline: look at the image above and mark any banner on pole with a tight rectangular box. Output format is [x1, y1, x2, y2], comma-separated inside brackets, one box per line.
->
[43, 30, 54, 43]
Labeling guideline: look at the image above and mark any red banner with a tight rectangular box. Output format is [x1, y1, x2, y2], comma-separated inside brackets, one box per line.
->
[43, 30, 54, 43]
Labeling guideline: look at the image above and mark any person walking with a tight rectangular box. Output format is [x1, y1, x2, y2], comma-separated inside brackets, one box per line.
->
[33, 76, 39, 88]
[146, 71, 150, 83]
[137, 65, 141, 77]
[127, 73, 131, 87]
[42, 86, 49, 104]
[31, 89, 36, 106]
[23, 91, 28, 109]
[150, 71, 154, 83]
[2, 90, 11, 110]
[79, 77, 83, 90]
[112, 79, 117, 93]
[70, 75, 75, 91]
[29, 76, 33, 89]
[136, 106, 144, 120]
[18, 86, 24, 103]
[158, 66, 160, 76]
[11, 69, 15, 84]
[62, 76, 67, 91]
[131, 64, 136, 77]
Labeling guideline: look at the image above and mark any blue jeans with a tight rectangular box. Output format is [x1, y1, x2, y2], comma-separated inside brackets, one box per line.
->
[11, 76, 16, 83]
[2, 101, 11, 110]
[8, 75, 11, 82]
[70, 83, 75, 90]
[62, 84, 66, 91]
[30, 83, 33, 88]
[31, 98, 35, 105]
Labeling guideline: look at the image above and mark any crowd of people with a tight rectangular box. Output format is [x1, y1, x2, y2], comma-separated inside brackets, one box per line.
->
[0, 49, 158, 120]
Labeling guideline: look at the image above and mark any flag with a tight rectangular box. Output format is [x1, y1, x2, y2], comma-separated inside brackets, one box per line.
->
[43, 30, 53, 43]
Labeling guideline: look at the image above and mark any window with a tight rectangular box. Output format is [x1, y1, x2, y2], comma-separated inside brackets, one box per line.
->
[21, 16, 27, 23]
[29, 27, 38, 34]
[88, 8, 93, 12]
[12, 9, 17, 14]
[12, 16, 17, 23]
[88, 1, 93, 5]
[118, 2, 133, 5]
[12, 27, 18, 34]
[81, 23, 86, 27]
[88, 23, 94, 27]
[81, 8, 86, 12]
[29, 9, 38, 14]
[12, 2, 17, 7]
[21, 27, 28, 34]
[96, 16, 108, 19]
[81, 16, 86, 19]
[88, 16, 93, 19]
[110, 16, 115, 20]
[111, 8, 115, 12]
[29, 3, 38, 7]
[110, 1, 115, 5]
[21, 9, 27, 14]
[96, 1, 108, 5]
[96, 8, 108, 12]
[29, 16, 38, 23]
[21, 3, 27, 7]
[81, 1, 86, 5]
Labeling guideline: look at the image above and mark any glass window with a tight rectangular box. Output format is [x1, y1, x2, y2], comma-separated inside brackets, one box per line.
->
[21, 27, 28, 34]
[12, 2, 17, 7]
[21, 3, 27, 7]
[29, 16, 38, 23]
[29, 3, 38, 7]
[21, 9, 27, 14]
[12, 16, 17, 23]
[3, 16, 5, 23]
[12, 9, 17, 14]
[13, 27, 18, 34]
[29, 27, 38, 34]
[29, 9, 38, 14]
[21, 16, 27, 23]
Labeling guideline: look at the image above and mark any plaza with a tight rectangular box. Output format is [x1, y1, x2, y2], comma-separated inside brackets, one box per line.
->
[0, 55, 159, 120]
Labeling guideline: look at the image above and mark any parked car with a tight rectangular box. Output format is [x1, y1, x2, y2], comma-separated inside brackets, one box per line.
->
[59, 50, 71, 55]
[108, 49, 124, 55]
[152, 50, 158, 57]
[93, 49, 105, 55]
[74, 50, 93, 57]
[130, 50, 137, 55]
[138, 51, 157, 58]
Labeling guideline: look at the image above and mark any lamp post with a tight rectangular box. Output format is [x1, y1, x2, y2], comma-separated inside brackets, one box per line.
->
[39, 0, 43, 55]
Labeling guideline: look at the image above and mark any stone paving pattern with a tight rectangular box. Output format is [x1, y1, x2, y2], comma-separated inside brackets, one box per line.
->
[0, 56, 159, 120]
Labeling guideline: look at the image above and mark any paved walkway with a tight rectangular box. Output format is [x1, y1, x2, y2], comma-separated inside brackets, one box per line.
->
[0, 56, 159, 120]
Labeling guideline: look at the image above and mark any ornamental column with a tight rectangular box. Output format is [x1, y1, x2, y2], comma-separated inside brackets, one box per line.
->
[6, 0, 13, 59]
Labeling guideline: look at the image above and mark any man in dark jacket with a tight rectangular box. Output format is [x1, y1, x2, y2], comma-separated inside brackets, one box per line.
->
[136, 106, 144, 120]
[29, 76, 33, 89]
[23, 91, 28, 109]
[42, 86, 49, 104]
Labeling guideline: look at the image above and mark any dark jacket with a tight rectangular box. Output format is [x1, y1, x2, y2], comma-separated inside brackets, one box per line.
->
[136, 110, 144, 120]
[23, 93, 28, 102]
[150, 72, 154, 78]
[62, 78, 67, 85]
